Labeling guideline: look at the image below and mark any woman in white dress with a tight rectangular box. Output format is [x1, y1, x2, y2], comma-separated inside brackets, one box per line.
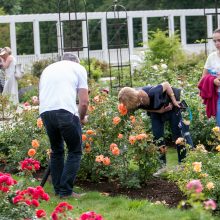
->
[0, 47, 19, 105]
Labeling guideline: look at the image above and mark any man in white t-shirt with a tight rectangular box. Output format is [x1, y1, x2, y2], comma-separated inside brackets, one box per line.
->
[39, 52, 89, 198]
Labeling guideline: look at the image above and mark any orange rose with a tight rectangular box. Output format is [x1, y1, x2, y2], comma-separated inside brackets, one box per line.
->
[129, 135, 136, 145]
[82, 134, 87, 142]
[28, 148, 36, 157]
[85, 143, 91, 153]
[113, 117, 121, 125]
[95, 155, 104, 163]
[85, 147, 91, 153]
[37, 118, 43, 129]
[130, 115, 136, 123]
[118, 133, 123, 139]
[136, 133, 147, 140]
[118, 103, 128, 116]
[93, 95, 100, 102]
[85, 142, 90, 147]
[88, 105, 95, 112]
[32, 139, 40, 148]
[110, 143, 117, 151]
[103, 157, 111, 166]
[112, 147, 120, 156]
[86, 130, 95, 135]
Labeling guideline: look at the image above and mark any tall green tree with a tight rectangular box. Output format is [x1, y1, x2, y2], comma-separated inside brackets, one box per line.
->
[0, 8, 10, 48]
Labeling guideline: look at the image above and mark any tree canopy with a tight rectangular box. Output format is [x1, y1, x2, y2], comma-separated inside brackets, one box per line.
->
[0, 0, 218, 15]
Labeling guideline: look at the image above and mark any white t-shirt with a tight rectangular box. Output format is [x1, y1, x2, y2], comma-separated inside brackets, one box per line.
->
[39, 60, 88, 116]
[204, 51, 220, 92]
[204, 51, 220, 74]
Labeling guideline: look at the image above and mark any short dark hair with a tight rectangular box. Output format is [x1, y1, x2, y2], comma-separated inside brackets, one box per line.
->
[62, 52, 80, 63]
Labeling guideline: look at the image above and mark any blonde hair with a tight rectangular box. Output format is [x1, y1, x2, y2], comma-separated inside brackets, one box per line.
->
[118, 87, 139, 110]
[4, 47, 12, 55]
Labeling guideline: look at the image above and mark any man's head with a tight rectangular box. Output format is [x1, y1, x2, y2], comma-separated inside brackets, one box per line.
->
[118, 87, 139, 110]
[62, 52, 80, 63]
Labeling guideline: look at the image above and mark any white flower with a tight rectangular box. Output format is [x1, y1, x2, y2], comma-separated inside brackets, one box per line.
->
[32, 96, 39, 105]
[151, 65, 158, 71]
[161, 63, 168, 69]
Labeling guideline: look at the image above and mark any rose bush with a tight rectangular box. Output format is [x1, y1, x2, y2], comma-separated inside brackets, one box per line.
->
[169, 129, 220, 209]
[0, 103, 50, 171]
[78, 90, 159, 188]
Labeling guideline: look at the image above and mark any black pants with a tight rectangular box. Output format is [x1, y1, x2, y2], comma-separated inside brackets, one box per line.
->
[150, 109, 186, 164]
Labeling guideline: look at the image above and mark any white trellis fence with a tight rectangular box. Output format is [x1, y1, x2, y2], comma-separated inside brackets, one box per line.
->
[0, 9, 218, 68]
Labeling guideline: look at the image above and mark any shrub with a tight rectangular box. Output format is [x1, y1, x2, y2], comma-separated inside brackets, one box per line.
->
[145, 29, 186, 67]
[19, 86, 38, 103]
[78, 90, 159, 188]
[0, 107, 50, 171]
[81, 58, 108, 81]
[169, 137, 220, 209]
[31, 58, 55, 78]
[18, 73, 39, 90]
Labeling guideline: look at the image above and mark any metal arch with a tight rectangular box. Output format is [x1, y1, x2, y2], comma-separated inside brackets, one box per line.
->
[106, 0, 132, 93]
[57, 0, 90, 75]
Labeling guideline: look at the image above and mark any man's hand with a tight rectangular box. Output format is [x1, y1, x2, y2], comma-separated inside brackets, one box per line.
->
[158, 103, 173, 113]
[80, 115, 88, 125]
[214, 77, 220, 87]
[172, 100, 181, 108]
[78, 88, 89, 123]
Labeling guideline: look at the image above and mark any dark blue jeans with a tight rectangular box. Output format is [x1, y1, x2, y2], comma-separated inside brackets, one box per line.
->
[150, 109, 186, 164]
[41, 109, 82, 197]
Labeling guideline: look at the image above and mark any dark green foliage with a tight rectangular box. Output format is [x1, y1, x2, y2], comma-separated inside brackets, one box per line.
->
[146, 29, 185, 67]
[81, 58, 108, 81]
[31, 59, 55, 78]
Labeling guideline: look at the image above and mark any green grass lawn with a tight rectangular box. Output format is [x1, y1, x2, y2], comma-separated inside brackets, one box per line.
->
[39, 183, 216, 220]
[12, 149, 217, 220]
[167, 146, 179, 169]
[37, 147, 217, 220]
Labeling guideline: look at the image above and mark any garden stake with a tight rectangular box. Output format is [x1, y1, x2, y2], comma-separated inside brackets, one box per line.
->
[40, 160, 50, 187]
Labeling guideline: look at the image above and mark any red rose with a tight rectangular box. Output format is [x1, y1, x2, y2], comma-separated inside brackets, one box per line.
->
[36, 209, 47, 218]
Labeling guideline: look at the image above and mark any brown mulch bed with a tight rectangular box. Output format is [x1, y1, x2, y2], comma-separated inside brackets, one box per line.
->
[76, 178, 185, 207]
[1, 164, 185, 208]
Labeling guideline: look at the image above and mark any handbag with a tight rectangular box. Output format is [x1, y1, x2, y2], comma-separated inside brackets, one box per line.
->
[14, 64, 24, 80]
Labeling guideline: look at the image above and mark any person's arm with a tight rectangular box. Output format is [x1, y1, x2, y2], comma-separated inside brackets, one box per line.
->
[202, 68, 209, 78]
[78, 88, 89, 124]
[146, 103, 173, 114]
[161, 82, 180, 108]
[2, 56, 13, 69]
[201, 68, 220, 86]
[198, 68, 209, 84]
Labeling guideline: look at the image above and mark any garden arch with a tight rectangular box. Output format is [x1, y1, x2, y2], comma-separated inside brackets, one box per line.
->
[57, 0, 90, 73]
[106, 0, 132, 90]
